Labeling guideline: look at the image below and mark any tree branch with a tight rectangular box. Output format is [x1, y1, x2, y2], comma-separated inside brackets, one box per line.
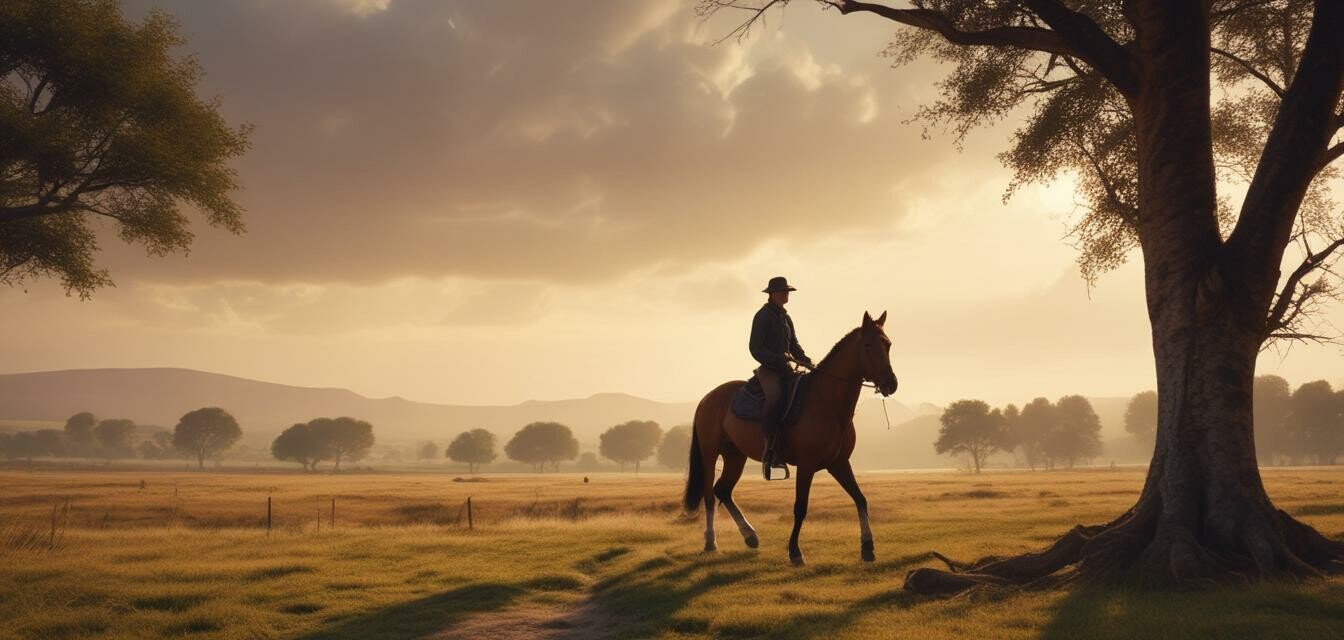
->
[1211, 46, 1286, 97]
[1020, 0, 1139, 97]
[1227, 0, 1344, 294]
[1265, 235, 1344, 336]
[834, 0, 1079, 57]
[1320, 141, 1344, 172]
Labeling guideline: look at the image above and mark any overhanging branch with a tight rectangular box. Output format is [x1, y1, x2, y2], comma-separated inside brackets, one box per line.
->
[1211, 46, 1286, 97]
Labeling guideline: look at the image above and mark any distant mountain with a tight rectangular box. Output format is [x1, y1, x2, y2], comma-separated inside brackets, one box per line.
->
[0, 368, 699, 447]
[0, 368, 930, 458]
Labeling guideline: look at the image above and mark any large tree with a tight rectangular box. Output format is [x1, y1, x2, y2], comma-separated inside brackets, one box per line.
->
[172, 407, 241, 469]
[1044, 395, 1104, 468]
[599, 420, 663, 473]
[706, 0, 1344, 592]
[0, 0, 249, 296]
[934, 400, 1012, 473]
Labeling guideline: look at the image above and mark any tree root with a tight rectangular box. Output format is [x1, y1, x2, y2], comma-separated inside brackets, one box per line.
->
[903, 505, 1344, 596]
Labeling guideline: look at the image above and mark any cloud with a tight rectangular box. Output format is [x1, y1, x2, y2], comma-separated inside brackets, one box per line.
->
[104, 0, 969, 286]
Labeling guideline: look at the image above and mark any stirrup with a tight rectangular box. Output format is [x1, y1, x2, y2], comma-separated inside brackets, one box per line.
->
[762, 452, 790, 481]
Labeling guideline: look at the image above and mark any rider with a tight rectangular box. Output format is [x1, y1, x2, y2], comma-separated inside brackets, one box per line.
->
[750, 276, 812, 479]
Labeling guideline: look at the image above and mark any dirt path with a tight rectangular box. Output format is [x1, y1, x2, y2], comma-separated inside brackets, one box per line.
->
[430, 597, 613, 640]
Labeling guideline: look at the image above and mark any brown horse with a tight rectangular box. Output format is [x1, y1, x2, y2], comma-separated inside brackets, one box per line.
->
[683, 311, 898, 566]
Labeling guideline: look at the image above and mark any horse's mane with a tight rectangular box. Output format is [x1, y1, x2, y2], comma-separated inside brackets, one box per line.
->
[812, 327, 861, 374]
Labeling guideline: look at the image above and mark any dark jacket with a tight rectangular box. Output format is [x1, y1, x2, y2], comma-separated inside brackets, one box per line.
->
[750, 303, 810, 372]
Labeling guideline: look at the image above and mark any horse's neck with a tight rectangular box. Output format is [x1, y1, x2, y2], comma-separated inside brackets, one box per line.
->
[814, 338, 863, 419]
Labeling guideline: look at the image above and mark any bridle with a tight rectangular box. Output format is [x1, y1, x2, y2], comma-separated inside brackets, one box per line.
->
[794, 343, 898, 429]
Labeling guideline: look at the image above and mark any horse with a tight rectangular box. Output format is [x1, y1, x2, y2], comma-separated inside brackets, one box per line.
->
[683, 311, 898, 566]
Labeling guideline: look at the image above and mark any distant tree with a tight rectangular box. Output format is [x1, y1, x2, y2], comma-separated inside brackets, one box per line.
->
[310, 417, 375, 471]
[1289, 381, 1342, 465]
[63, 412, 97, 458]
[32, 429, 65, 458]
[93, 419, 136, 461]
[1011, 398, 1055, 470]
[271, 422, 327, 471]
[657, 425, 693, 471]
[599, 420, 663, 473]
[138, 439, 162, 460]
[1124, 391, 1159, 447]
[173, 407, 242, 469]
[0, 0, 250, 297]
[1254, 375, 1294, 464]
[505, 422, 579, 472]
[575, 451, 602, 472]
[1045, 396, 1104, 468]
[446, 429, 496, 474]
[0, 433, 12, 460]
[5, 431, 37, 464]
[417, 441, 439, 464]
[934, 400, 1011, 473]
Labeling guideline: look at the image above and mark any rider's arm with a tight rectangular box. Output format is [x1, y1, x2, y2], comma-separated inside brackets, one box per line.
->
[787, 317, 811, 366]
[750, 309, 791, 370]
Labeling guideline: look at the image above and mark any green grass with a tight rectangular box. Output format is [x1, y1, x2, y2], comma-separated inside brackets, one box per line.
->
[1, 468, 1342, 639]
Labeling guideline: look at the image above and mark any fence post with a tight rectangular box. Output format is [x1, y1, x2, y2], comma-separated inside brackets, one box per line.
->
[316, 497, 320, 533]
[467, 496, 473, 530]
[330, 497, 335, 529]
[267, 496, 272, 536]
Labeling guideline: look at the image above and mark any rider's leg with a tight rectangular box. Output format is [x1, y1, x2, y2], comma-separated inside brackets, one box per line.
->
[758, 368, 784, 477]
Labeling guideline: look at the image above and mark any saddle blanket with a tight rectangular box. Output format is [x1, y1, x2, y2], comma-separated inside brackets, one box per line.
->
[729, 373, 811, 426]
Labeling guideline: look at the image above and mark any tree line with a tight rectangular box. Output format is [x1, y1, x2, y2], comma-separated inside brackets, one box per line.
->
[1124, 376, 1344, 465]
[934, 396, 1103, 473]
[0, 408, 242, 468]
[407, 421, 693, 474]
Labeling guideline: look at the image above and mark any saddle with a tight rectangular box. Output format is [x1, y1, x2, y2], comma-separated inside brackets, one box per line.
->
[729, 371, 811, 426]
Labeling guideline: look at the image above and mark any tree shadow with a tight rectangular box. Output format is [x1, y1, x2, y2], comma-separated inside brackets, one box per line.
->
[293, 582, 524, 640]
[1039, 581, 1344, 640]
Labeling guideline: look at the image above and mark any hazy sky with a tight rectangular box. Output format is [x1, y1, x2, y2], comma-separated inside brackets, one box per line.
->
[2, 0, 1341, 406]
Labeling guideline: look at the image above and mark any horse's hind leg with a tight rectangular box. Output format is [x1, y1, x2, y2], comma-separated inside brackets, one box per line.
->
[713, 449, 759, 549]
[701, 446, 720, 552]
[828, 460, 875, 562]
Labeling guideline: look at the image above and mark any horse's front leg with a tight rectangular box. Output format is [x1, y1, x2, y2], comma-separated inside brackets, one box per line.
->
[788, 466, 816, 566]
[828, 459, 874, 562]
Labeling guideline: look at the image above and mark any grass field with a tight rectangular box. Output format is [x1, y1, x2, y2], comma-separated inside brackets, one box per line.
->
[2, 467, 1343, 639]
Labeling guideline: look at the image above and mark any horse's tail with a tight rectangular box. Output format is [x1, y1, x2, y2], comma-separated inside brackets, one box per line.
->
[683, 426, 704, 513]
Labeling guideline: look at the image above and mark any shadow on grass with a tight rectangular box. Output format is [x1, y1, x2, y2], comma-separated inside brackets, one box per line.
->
[293, 583, 524, 640]
[575, 549, 934, 639]
[1040, 581, 1344, 640]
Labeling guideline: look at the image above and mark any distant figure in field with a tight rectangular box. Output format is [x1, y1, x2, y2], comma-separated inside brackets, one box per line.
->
[583, 476, 589, 484]
[751, 276, 813, 479]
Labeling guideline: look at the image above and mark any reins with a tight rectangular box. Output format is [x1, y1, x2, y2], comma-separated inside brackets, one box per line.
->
[795, 363, 893, 430]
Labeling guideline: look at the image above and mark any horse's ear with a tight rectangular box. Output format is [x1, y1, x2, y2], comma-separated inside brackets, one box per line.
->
[862, 311, 873, 326]
[876, 311, 887, 327]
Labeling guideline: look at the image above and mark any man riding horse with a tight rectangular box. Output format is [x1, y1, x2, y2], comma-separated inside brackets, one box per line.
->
[751, 276, 813, 479]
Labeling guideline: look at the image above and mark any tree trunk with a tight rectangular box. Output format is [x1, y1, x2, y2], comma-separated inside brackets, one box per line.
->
[196, 450, 205, 469]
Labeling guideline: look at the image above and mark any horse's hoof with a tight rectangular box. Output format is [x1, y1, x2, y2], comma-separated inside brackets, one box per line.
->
[704, 541, 718, 553]
[790, 553, 806, 567]
[861, 541, 875, 562]
[744, 533, 760, 549]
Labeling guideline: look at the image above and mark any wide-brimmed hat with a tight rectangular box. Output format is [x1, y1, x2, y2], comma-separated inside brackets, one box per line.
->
[762, 276, 797, 293]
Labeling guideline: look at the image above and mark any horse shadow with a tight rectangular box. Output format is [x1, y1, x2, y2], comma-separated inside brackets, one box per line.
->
[291, 582, 524, 640]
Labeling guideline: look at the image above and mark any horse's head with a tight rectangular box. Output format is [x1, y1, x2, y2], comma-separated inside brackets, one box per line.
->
[859, 311, 898, 397]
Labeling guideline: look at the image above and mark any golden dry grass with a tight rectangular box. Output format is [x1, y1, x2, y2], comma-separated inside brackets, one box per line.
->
[1, 467, 1342, 639]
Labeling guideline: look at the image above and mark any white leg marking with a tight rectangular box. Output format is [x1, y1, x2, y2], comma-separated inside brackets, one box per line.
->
[859, 510, 873, 543]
